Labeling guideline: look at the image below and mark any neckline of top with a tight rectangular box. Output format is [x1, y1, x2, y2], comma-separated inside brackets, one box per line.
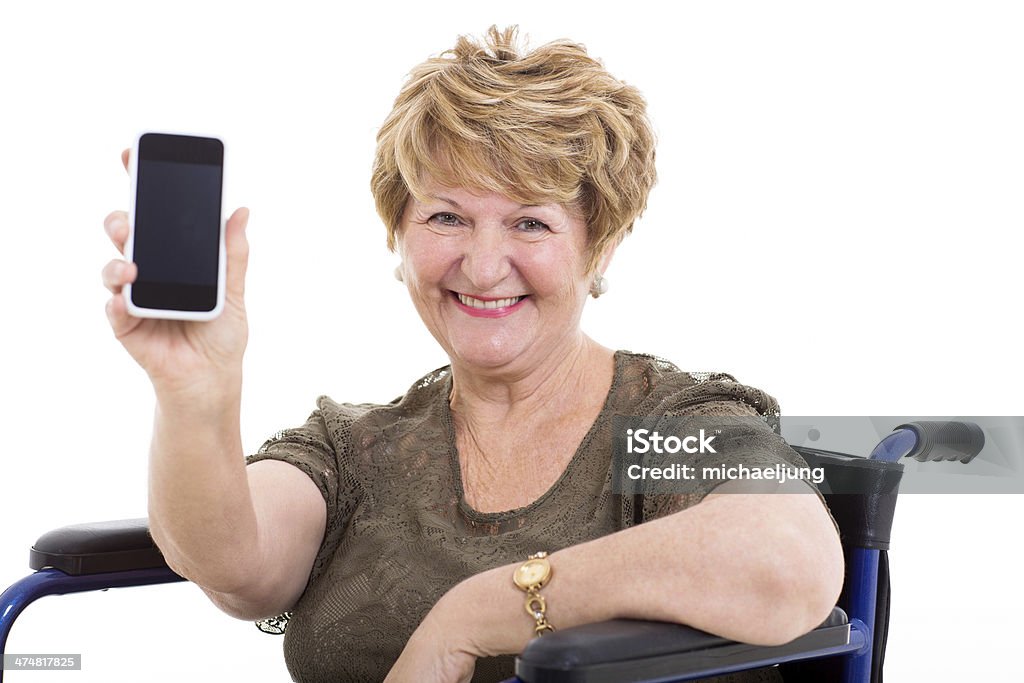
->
[439, 349, 628, 523]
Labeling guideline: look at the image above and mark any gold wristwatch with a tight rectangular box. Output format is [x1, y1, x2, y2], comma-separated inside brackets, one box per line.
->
[513, 552, 555, 636]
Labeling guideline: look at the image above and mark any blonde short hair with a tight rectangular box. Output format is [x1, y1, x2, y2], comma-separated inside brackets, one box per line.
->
[370, 25, 657, 273]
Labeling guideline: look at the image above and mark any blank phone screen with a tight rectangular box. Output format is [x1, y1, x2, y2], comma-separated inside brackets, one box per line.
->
[131, 134, 223, 312]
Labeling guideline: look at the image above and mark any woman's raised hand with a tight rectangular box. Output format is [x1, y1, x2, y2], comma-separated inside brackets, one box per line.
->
[102, 149, 251, 396]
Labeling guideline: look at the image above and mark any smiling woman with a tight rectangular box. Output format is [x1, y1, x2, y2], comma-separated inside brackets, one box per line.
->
[397, 184, 596, 373]
[99, 24, 842, 683]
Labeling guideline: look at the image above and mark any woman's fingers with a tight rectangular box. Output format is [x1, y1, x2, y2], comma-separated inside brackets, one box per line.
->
[104, 210, 130, 252]
[122, 148, 130, 173]
[105, 291, 142, 340]
[101, 258, 137, 294]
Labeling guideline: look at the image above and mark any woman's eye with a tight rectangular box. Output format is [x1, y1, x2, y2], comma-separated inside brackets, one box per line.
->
[517, 219, 550, 232]
[429, 213, 460, 226]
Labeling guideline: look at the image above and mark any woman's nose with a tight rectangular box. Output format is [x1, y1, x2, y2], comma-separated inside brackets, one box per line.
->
[460, 226, 512, 291]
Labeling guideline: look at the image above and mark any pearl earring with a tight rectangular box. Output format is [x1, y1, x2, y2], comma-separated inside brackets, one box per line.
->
[394, 265, 404, 283]
[590, 275, 609, 298]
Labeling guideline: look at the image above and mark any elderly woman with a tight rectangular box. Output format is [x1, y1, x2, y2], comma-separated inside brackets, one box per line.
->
[101, 26, 843, 683]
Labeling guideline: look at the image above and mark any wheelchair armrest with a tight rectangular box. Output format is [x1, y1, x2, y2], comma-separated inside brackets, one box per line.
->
[29, 518, 170, 576]
[515, 607, 852, 683]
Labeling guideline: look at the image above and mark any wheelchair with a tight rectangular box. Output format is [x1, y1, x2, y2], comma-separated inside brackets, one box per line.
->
[0, 421, 983, 682]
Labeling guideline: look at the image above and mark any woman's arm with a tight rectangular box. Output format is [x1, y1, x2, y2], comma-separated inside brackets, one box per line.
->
[148, 394, 327, 620]
[101, 171, 316, 615]
[387, 486, 843, 681]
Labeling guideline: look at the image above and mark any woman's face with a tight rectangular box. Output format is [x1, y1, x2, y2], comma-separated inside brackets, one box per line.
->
[398, 180, 597, 374]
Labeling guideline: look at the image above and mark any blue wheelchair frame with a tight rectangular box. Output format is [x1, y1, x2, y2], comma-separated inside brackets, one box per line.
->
[0, 437, 919, 683]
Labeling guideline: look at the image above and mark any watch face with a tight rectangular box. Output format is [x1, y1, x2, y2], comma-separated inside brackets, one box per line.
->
[516, 559, 550, 588]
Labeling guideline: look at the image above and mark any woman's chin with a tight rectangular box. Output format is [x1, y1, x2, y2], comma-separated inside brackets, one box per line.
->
[448, 336, 534, 372]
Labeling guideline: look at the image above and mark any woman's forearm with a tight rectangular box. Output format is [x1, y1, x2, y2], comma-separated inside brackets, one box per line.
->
[147, 381, 259, 595]
[446, 491, 843, 659]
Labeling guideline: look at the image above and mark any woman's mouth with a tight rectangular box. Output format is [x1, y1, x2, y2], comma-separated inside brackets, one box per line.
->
[456, 293, 525, 309]
[452, 292, 528, 317]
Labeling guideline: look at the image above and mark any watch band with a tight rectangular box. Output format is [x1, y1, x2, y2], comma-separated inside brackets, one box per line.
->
[513, 551, 555, 636]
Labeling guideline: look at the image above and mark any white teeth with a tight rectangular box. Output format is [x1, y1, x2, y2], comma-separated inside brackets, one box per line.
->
[458, 293, 524, 309]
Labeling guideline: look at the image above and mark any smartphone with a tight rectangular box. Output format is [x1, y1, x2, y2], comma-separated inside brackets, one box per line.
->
[125, 132, 226, 320]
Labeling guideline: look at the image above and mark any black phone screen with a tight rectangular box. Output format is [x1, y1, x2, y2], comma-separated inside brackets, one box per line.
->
[131, 133, 223, 312]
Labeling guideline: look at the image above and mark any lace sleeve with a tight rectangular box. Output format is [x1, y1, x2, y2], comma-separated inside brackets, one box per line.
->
[641, 378, 831, 524]
[244, 398, 364, 634]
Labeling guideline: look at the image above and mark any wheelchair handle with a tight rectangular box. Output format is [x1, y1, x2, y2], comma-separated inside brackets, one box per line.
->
[870, 421, 984, 463]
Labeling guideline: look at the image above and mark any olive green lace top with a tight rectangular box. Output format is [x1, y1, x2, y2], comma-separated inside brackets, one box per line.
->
[244, 351, 823, 683]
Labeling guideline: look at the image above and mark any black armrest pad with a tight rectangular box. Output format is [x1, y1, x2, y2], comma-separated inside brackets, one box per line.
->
[516, 607, 849, 683]
[29, 518, 170, 575]
[794, 448, 904, 550]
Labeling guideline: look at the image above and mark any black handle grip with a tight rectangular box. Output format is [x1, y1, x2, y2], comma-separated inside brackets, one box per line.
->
[895, 421, 985, 463]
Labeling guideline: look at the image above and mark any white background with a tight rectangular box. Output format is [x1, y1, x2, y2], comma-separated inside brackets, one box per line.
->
[1, 1, 1021, 681]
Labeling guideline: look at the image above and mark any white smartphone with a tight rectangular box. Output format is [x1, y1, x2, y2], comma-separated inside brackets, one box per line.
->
[124, 132, 226, 321]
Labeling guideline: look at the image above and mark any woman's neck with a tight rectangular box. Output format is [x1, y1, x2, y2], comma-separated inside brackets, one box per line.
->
[447, 336, 616, 510]
[447, 335, 615, 431]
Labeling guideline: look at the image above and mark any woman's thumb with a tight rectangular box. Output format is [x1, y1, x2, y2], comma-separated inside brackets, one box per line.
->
[225, 207, 250, 303]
